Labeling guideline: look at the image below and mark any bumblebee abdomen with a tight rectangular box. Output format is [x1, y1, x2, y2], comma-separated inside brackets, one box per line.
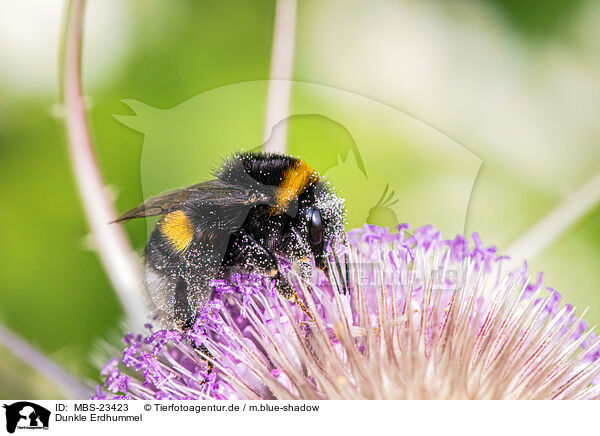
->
[144, 226, 221, 328]
[159, 210, 195, 252]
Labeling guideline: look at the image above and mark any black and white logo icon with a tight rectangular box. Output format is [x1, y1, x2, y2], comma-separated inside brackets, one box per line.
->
[2, 402, 50, 434]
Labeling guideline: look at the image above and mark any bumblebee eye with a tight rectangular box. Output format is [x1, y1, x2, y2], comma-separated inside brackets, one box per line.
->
[309, 208, 323, 245]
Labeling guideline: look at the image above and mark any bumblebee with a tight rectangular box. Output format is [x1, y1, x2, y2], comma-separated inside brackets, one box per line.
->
[116, 152, 346, 330]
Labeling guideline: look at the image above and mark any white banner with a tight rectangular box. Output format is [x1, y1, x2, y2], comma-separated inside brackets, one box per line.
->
[0, 400, 596, 436]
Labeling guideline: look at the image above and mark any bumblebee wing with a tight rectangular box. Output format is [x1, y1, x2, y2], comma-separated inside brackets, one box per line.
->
[114, 179, 275, 223]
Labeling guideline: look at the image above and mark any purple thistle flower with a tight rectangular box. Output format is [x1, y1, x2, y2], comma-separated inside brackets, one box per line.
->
[94, 224, 600, 400]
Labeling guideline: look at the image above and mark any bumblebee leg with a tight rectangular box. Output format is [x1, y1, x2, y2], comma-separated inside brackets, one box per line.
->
[189, 340, 214, 385]
[222, 231, 281, 276]
[298, 257, 313, 283]
[195, 342, 214, 378]
[271, 273, 314, 320]
[222, 231, 313, 319]
[278, 228, 312, 283]
[181, 318, 214, 382]
[288, 289, 314, 321]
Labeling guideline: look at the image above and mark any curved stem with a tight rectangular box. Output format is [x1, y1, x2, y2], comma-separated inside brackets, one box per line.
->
[262, 0, 297, 154]
[505, 172, 600, 266]
[0, 324, 92, 399]
[62, 0, 146, 325]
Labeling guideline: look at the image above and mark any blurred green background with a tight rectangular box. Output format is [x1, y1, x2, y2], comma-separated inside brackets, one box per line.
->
[0, 0, 599, 398]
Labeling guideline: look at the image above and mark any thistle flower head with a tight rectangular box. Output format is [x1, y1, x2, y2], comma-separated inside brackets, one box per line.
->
[94, 224, 600, 400]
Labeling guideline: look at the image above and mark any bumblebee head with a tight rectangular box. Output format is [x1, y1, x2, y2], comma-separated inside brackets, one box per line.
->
[302, 181, 346, 274]
[224, 152, 347, 274]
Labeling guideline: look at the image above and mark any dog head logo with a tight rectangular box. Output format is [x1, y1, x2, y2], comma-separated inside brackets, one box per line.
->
[3, 402, 50, 434]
